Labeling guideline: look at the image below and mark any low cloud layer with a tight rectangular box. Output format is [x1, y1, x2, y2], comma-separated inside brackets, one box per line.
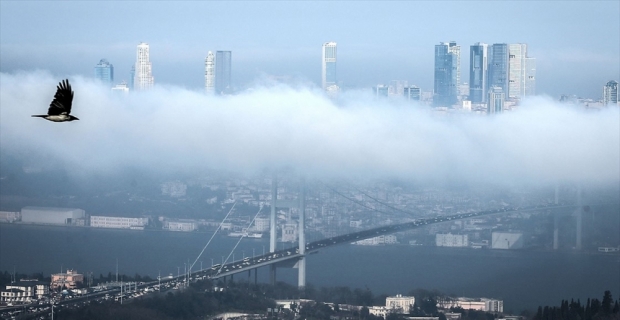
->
[1, 71, 618, 186]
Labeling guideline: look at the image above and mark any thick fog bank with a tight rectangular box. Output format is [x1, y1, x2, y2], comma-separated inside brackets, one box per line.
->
[1, 71, 618, 187]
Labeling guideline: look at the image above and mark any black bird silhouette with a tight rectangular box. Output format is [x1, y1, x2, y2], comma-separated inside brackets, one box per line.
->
[32, 79, 79, 122]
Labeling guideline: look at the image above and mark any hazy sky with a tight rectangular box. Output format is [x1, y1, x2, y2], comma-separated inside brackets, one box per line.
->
[1, 1, 618, 98]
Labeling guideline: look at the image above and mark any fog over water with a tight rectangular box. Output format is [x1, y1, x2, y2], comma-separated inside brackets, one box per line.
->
[1, 71, 618, 187]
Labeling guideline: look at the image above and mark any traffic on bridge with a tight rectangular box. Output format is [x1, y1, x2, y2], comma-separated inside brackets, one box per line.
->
[198, 203, 573, 280]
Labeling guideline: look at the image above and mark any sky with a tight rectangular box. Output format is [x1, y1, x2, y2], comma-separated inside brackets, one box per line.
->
[1, 1, 619, 98]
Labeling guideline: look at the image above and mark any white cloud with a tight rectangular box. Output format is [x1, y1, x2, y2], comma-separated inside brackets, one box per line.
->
[1, 70, 618, 186]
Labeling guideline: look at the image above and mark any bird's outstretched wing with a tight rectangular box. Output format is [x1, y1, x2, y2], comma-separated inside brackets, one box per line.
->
[47, 79, 74, 116]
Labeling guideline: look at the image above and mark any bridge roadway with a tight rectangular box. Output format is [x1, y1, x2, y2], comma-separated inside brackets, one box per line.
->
[193, 204, 575, 280]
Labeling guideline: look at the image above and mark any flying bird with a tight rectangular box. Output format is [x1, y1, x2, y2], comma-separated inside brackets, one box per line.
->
[32, 79, 79, 122]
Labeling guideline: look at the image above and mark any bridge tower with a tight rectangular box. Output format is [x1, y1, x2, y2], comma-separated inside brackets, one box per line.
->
[553, 184, 559, 250]
[553, 183, 585, 250]
[270, 174, 277, 285]
[268, 175, 307, 288]
[298, 178, 306, 289]
[575, 185, 582, 250]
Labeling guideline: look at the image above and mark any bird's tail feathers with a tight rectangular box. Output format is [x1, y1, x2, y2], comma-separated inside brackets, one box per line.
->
[31, 115, 47, 118]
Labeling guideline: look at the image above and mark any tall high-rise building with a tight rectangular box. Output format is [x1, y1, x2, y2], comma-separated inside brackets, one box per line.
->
[434, 41, 460, 107]
[488, 43, 509, 98]
[508, 44, 527, 99]
[469, 43, 488, 104]
[94, 59, 114, 85]
[215, 51, 232, 95]
[524, 57, 536, 96]
[134, 42, 154, 91]
[489, 43, 536, 101]
[205, 51, 215, 95]
[322, 42, 338, 91]
[603, 80, 618, 106]
[487, 86, 505, 114]
[129, 66, 135, 90]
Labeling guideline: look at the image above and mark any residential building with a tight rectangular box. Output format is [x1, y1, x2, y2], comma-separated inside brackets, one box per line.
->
[390, 80, 408, 96]
[386, 294, 415, 314]
[215, 51, 232, 95]
[368, 306, 389, 318]
[281, 222, 298, 242]
[487, 86, 505, 114]
[469, 43, 488, 103]
[205, 51, 215, 94]
[438, 298, 503, 313]
[164, 220, 197, 232]
[434, 41, 460, 107]
[134, 42, 154, 91]
[90, 216, 149, 229]
[436, 233, 469, 247]
[374, 85, 389, 98]
[322, 42, 338, 91]
[353, 235, 397, 245]
[404, 85, 421, 101]
[603, 80, 618, 106]
[51, 270, 84, 290]
[1, 280, 49, 302]
[253, 217, 270, 232]
[111, 81, 129, 93]
[94, 59, 114, 85]
[0, 211, 19, 223]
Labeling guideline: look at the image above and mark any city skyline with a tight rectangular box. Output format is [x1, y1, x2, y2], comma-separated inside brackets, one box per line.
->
[1, 1, 617, 99]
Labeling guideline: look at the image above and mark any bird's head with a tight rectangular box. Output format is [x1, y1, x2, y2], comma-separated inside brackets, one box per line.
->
[68, 116, 80, 121]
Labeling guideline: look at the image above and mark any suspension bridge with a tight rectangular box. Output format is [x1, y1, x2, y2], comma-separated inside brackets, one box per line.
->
[183, 178, 588, 289]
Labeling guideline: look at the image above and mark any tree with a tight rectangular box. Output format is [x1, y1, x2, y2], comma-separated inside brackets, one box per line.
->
[361, 306, 370, 320]
[602, 291, 613, 314]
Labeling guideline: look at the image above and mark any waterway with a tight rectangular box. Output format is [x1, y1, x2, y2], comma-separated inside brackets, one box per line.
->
[1, 223, 618, 313]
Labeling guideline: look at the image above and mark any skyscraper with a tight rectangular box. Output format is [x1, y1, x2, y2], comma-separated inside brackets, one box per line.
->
[134, 42, 154, 91]
[322, 42, 338, 91]
[489, 43, 536, 101]
[488, 43, 509, 98]
[205, 51, 215, 95]
[524, 57, 536, 96]
[129, 66, 135, 91]
[434, 41, 460, 107]
[603, 80, 618, 106]
[508, 43, 526, 99]
[94, 59, 114, 85]
[469, 43, 488, 104]
[215, 51, 232, 95]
